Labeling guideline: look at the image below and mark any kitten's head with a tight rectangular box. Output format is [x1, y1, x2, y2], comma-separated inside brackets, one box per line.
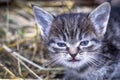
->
[32, 2, 111, 69]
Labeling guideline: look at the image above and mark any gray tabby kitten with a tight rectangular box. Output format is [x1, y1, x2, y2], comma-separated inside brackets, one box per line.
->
[32, 2, 120, 80]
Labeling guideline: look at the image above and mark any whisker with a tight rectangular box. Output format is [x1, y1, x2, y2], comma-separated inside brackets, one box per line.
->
[87, 58, 98, 67]
[88, 59, 98, 66]
[89, 57, 104, 67]
[89, 59, 99, 67]
[85, 59, 92, 67]
[47, 58, 59, 66]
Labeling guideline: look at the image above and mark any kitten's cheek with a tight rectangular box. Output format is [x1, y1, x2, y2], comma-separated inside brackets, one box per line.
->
[60, 53, 71, 59]
[48, 47, 56, 53]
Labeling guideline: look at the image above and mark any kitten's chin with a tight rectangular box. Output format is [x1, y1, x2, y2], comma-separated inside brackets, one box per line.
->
[63, 60, 85, 69]
[67, 58, 81, 62]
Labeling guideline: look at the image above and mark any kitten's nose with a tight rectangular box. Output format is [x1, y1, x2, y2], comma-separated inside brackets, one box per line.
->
[68, 47, 78, 58]
[69, 53, 78, 58]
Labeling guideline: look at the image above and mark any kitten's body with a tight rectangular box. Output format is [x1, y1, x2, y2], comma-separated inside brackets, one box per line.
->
[32, 2, 120, 80]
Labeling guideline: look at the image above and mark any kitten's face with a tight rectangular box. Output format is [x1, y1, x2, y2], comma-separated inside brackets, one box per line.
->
[32, 2, 111, 69]
[47, 14, 102, 68]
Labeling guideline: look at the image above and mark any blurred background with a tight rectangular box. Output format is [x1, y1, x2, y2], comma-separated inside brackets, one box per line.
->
[0, 0, 120, 79]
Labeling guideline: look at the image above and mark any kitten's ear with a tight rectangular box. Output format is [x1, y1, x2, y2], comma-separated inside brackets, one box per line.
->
[32, 5, 54, 40]
[88, 2, 111, 37]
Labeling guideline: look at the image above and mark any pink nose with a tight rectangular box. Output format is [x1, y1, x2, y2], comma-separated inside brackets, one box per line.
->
[67, 47, 78, 58]
[69, 53, 78, 58]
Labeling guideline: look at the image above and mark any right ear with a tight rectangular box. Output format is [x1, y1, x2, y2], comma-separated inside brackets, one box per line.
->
[88, 2, 111, 37]
[32, 5, 54, 40]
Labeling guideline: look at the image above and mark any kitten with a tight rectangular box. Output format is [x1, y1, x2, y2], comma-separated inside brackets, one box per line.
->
[32, 2, 120, 80]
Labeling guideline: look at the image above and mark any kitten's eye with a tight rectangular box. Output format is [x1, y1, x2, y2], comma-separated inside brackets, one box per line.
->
[80, 40, 89, 46]
[57, 42, 66, 47]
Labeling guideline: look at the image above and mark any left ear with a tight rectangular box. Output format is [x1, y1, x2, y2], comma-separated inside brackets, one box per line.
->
[88, 2, 111, 37]
[32, 4, 54, 40]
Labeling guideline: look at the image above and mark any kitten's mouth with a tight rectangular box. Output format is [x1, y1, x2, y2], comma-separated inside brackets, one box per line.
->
[68, 58, 80, 62]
